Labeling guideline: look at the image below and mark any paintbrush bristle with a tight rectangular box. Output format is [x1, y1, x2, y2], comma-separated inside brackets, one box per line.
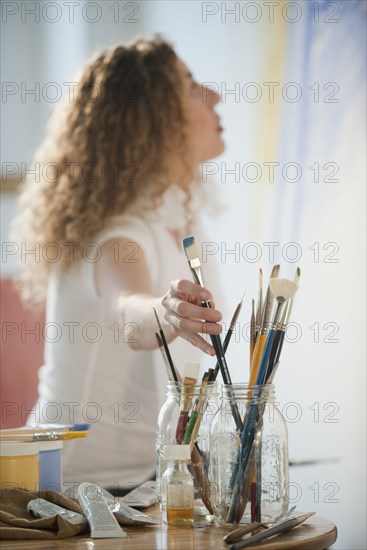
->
[183, 361, 200, 380]
[270, 264, 280, 278]
[201, 371, 210, 383]
[230, 291, 246, 328]
[182, 236, 200, 262]
[269, 278, 298, 301]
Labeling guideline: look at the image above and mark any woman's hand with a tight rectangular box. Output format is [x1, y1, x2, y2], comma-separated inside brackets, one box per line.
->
[96, 239, 222, 354]
[162, 279, 223, 356]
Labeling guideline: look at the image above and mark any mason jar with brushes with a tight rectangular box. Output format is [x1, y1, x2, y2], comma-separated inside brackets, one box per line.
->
[156, 375, 219, 519]
[209, 383, 289, 525]
[160, 444, 194, 527]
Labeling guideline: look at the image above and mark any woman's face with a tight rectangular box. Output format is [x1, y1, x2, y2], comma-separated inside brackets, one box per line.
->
[177, 58, 225, 164]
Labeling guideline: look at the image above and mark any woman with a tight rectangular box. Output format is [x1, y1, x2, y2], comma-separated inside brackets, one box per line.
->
[14, 36, 225, 492]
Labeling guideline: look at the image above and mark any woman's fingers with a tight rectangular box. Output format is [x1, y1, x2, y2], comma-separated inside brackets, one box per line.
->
[165, 308, 222, 337]
[167, 296, 221, 323]
[161, 279, 222, 356]
[178, 329, 216, 356]
[187, 293, 216, 309]
[169, 279, 213, 303]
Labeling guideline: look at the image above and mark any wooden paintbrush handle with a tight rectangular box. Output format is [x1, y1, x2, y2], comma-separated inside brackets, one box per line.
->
[266, 329, 282, 381]
[213, 327, 233, 379]
[223, 522, 263, 544]
[175, 411, 189, 444]
[230, 518, 298, 549]
[255, 330, 276, 385]
[250, 340, 255, 364]
[249, 334, 267, 386]
[182, 410, 198, 445]
[190, 445, 213, 515]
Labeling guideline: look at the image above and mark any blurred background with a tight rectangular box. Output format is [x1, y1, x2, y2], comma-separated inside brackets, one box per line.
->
[1, 1, 366, 547]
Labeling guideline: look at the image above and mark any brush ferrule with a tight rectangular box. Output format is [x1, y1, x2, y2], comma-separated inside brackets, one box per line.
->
[272, 299, 285, 327]
[260, 290, 273, 332]
[188, 258, 201, 270]
[189, 265, 204, 288]
[283, 299, 293, 326]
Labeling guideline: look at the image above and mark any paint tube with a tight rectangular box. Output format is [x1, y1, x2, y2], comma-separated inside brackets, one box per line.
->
[109, 500, 158, 526]
[77, 482, 127, 538]
[27, 498, 87, 525]
[122, 480, 158, 508]
[99, 487, 157, 525]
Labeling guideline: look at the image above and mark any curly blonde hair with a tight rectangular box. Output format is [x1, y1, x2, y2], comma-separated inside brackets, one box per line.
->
[13, 36, 196, 304]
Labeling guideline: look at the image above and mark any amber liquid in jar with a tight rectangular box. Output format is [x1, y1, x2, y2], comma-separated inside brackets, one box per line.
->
[167, 507, 194, 526]
[161, 445, 195, 527]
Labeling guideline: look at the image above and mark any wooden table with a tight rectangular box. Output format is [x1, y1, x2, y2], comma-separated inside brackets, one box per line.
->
[0, 506, 337, 549]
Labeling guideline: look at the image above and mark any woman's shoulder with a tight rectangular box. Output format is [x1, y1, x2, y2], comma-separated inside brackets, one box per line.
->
[95, 213, 154, 245]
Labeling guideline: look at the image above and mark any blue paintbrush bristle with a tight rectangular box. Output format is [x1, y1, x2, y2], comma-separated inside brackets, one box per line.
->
[182, 236, 199, 262]
[182, 236, 195, 249]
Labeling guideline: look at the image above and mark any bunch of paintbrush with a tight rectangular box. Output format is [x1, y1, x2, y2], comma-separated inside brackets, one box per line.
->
[226, 267, 300, 524]
[175, 361, 200, 443]
[153, 309, 217, 513]
[174, 363, 217, 513]
[225, 510, 315, 549]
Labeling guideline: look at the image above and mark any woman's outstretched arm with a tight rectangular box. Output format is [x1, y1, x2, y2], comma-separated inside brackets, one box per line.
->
[95, 238, 222, 356]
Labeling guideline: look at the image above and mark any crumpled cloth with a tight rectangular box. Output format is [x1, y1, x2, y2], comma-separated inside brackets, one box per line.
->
[0, 488, 89, 539]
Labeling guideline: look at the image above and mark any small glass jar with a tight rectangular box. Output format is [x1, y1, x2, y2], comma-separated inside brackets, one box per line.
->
[156, 380, 218, 515]
[210, 384, 289, 525]
[161, 444, 194, 527]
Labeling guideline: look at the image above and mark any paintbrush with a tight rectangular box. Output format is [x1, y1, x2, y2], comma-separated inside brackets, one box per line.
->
[182, 236, 243, 432]
[250, 297, 258, 521]
[254, 434, 262, 522]
[182, 235, 230, 382]
[155, 332, 173, 381]
[266, 267, 300, 382]
[255, 278, 298, 386]
[155, 332, 181, 383]
[175, 361, 200, 443]
[153, 307, 179, 383]
[0, 431, 89, 442]
[190, 443, 213, 514]
[0, 424, 89, 434]
[251, 432, 261, 520]
[212, 291, 246, 381]
[223, 505, 297, 543]
[229, 512, 315, 549]
[255, 268, 263, 336]
[250, 299, 256, 364]
[248, 265, 280, 388]
[182, 372, 210, 448]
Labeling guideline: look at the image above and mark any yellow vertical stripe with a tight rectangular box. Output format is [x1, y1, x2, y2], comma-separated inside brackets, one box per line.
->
[250, 15, 288, 235]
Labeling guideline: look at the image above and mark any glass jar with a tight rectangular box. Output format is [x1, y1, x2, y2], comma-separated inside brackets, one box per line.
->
[156, 380, 218, 515]
[210, 384, 289, 525]
[161, 444, 194, 527]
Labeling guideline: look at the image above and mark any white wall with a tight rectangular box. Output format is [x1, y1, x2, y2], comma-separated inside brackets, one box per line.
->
[1, 1, 366, 547]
